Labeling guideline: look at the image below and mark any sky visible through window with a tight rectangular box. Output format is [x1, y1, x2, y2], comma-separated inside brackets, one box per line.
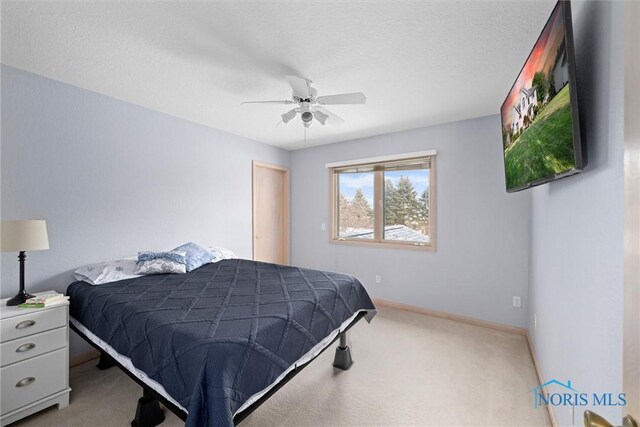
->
[339, 170, 429, 204]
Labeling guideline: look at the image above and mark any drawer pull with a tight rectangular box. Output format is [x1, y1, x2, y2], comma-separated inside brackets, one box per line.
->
[15, 377, 36, 388]
[16, 343, 36, 353]
[15, 320, 36, 329]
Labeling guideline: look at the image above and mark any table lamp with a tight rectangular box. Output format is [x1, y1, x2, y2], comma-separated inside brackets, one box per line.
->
[1, 220, 50, 306]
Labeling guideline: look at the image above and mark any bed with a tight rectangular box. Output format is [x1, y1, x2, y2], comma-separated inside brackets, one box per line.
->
[66, 258, 376, 426]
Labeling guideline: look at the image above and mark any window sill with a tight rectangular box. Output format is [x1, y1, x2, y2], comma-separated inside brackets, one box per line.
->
[329, 238, 435, 251]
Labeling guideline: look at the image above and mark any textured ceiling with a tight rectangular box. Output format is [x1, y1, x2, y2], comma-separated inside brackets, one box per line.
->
[1, 1, 556, 150]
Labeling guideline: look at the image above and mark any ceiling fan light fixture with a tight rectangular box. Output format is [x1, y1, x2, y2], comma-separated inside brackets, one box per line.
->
[301, 111, 313, 124]
[281, 109, 297, 124]
[313, 110, 329, 125]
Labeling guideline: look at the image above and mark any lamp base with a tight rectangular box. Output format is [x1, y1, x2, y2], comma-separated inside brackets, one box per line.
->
[6, 289, 35, 306]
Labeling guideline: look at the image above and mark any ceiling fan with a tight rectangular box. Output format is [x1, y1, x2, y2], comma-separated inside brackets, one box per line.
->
[242, 75, 366, 128]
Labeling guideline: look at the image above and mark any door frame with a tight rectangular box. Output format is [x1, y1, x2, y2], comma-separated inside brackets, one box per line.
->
[623, 0, 640, 419]
[252, 161, 290, 264]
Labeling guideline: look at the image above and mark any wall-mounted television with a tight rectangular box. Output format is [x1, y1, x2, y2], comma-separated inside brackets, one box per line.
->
[500, 1, 585, 193]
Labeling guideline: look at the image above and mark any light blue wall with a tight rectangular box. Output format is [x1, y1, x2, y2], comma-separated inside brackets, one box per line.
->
[290, 115, 532, 328]
[1, 0, 627, 410]
[0, 66, 290, 355]
[527, 1, 625, 425]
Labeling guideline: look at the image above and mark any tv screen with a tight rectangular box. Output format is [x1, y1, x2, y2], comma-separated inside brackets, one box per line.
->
[500, 1, 584, 192]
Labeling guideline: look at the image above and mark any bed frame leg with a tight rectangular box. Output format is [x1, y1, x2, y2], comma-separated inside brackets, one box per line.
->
[97, 353, 116, 370]
[131, 387, 165, 427]
[333, 332, 354, 370]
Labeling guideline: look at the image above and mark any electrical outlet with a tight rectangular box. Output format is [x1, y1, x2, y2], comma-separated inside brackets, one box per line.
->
[533, 314, 537, 330]
[513, 296, 521, 308]
[321, 223, 326, 231]
[375, 275, 382, 284]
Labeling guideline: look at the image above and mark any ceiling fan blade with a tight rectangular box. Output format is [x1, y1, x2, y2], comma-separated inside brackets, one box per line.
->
[285, 75, 312, 99]
[315, 107, 344, 125]
[241, 100, 294, 105]
[316, 92, 366, 105]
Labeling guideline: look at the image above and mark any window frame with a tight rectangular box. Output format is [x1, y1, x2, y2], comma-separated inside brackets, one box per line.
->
[329, 153, 436, 251]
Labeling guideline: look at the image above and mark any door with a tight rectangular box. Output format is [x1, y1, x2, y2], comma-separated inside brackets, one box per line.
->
[624, 0, 640, 420]
[252, 161, 289, 264]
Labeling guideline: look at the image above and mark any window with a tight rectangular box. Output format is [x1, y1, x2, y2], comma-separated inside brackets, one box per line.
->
[329, 151, 436, 250]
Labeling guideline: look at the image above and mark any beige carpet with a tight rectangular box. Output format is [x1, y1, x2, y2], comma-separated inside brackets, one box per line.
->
[12, 306, 550, 426]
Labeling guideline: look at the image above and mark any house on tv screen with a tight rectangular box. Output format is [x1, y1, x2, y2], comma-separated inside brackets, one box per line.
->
[511, 87, 538, 134]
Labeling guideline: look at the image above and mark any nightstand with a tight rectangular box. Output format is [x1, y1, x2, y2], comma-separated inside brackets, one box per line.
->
[0, 294, 71, 426]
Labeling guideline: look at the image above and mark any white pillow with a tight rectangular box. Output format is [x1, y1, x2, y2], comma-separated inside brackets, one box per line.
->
[74, 257, 142, 285]
[208, 246, 237, 262]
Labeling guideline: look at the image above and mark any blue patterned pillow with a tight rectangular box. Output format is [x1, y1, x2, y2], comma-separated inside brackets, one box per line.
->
[172, 242, 215, 272]
[135, 251, 187, 275]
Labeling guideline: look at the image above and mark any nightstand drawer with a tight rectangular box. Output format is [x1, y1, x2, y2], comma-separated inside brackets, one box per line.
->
[1, 327, 67, 366]
[0, 348, 68, 414]
[0, 307, 66, 343]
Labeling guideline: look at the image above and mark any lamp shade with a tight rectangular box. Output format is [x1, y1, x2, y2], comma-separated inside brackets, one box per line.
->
[1, 220, 50, 252]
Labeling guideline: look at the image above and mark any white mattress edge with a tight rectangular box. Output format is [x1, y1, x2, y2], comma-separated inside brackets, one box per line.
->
[70, 308, 370, 419]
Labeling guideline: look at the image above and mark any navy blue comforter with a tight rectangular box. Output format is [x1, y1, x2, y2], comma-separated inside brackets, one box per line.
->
[67, 259, 375, 426]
